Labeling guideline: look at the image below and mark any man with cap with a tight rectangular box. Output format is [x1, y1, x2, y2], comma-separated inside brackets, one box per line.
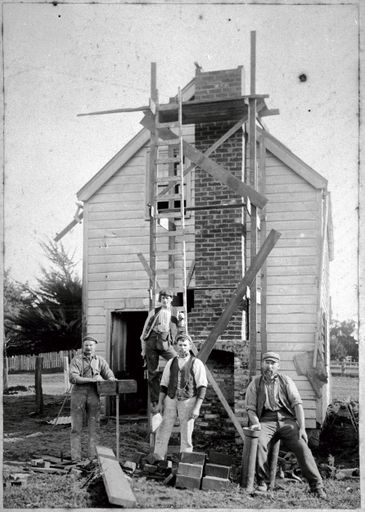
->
[153, 333, 208, 459]
[69, 335, 115, 461]
[140, 289, 185, 410]
[245, 351, 326, 498]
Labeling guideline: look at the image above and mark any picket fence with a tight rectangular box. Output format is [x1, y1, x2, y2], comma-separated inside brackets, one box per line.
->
[7, 351, 70, 373]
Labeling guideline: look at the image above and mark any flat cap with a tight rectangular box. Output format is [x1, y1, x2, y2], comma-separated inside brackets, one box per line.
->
[262, 351, 280, 362]
[83, 335, 98, 344]
[159, 288, 174, 298]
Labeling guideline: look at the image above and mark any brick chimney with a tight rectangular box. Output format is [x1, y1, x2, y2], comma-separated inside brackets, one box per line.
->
[189, 67, 246, 351]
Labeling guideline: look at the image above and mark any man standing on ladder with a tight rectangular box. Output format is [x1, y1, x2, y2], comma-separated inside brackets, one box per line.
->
[140, 288, 186, 411]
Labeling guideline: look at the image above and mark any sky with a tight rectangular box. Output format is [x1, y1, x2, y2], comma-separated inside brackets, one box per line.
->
[3, 2, 360, 322]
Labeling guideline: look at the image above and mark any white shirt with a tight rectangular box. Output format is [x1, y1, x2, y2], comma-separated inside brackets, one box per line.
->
[160, 355, 208, 389]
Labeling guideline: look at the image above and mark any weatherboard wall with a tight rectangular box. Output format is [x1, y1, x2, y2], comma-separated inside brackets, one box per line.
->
[82, 128, 195, 355]
[262, 149, 322, 427]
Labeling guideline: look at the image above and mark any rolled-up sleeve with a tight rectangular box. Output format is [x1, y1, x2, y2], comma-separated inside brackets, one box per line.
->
[69, 356, 82, 384]
[285, 376, 302, 408]
[245, 379, 258, 413]
[193, 359, 208, 388]
[160, 359, 173, 392]
[99, 357, 115, 380]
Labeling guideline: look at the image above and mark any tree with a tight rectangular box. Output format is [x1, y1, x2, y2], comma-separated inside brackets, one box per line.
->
[330, 319, 358, 361]
[5, 240, 82, 356]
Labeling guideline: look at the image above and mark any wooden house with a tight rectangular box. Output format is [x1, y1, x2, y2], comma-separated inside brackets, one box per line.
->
[74, 67, 333, 428]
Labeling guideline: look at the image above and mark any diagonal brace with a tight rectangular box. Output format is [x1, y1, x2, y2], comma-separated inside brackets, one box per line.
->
[198, 229, 281, 364]
[140, 111, 267, 209]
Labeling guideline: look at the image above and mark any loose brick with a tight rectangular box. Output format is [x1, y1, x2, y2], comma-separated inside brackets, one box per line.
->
[208, 450, 233, 467]
[201, 476, 231, 491]
[175, 474, 202, 490]
[180, 451, 206, 465]
[204, 463, 230, 479]
[177, 462, 203, 479]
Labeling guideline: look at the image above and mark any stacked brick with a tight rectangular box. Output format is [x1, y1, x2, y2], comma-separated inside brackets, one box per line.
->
[175, 451, 233, 491]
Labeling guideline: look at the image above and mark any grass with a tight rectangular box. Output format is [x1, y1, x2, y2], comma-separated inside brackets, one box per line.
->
[3, 374, 360, 509]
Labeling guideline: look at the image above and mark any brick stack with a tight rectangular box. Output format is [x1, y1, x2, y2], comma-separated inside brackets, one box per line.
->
[175, 452, 206, 490]
[202, 450, 233, 491]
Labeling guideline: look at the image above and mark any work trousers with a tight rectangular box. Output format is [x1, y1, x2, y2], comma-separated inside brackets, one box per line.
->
[70, 384, 100, 461]
[145, 332, 176, 403]
[256, 411, 323, 490]
[154, 396, 196, 459]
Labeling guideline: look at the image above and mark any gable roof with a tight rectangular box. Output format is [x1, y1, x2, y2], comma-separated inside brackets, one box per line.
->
[77, 78, 196, 202]
[257, 126, 328, 190]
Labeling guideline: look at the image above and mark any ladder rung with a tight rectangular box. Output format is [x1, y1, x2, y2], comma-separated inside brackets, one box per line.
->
[157, 138, 180, 146]
[158, 103, 179, 112]
[156, 121, 180, 128]
[156, 157, 181, 164]
[166, 249, 183, 256]
[156, 268, 181, 275]
[156, 212, 183, 219]
[155, 195, 182, 202]
[156, 176, 181, 183]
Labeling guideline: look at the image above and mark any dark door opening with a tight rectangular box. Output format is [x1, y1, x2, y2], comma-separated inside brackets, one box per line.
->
[110, 311, 148, 415]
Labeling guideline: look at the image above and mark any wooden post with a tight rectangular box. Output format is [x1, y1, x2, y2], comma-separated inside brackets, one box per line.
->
[3, 353, 9, 391]
[116, 394, 120, 461]
[249, 30, 258, 379]
[35, 356, 44, 414]
[269, 438, 280, 490]
[240, 427, 260, 490]
[63, 356, 70, 393]
[149, 62, 158, 311]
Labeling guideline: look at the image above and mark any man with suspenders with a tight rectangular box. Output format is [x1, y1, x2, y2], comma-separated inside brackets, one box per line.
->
[69, 335, 115, 461]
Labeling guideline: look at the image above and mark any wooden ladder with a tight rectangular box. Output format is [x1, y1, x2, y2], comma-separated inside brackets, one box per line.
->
[151, 87, 188, 321]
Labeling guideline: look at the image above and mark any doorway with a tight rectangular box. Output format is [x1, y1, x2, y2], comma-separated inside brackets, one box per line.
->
[110, 311, 148, 414]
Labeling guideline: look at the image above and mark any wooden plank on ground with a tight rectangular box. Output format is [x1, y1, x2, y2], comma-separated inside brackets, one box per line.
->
[96, 445, 137, 508]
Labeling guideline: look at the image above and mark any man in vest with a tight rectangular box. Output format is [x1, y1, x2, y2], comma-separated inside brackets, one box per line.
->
[69, 335, 115, 461]
[140, 289, 185, 409]
[245, 351, 326, 498]
[152, 333, 207, 459]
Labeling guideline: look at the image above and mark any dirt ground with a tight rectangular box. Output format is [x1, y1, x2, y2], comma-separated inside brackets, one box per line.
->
[3, 373, 360, 509]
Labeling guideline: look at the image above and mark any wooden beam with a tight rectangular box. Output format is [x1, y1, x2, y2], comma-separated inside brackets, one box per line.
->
[258, 138, 267, 356]
[259, 108, 280, 118]
[149, 62, 158, 311]
[35, 356, 43, 414]
[96, 446, 137, 507]
[141, 107, 268, 208]
[249, 30, 258, 379]
[54, 211, 84, 242]
[157, 115, 248, 199]
[197, 229, 281, 364]
[186, 258, 196, 288]
[183, 142, 267, 209]
[137, 253, 161, 291]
